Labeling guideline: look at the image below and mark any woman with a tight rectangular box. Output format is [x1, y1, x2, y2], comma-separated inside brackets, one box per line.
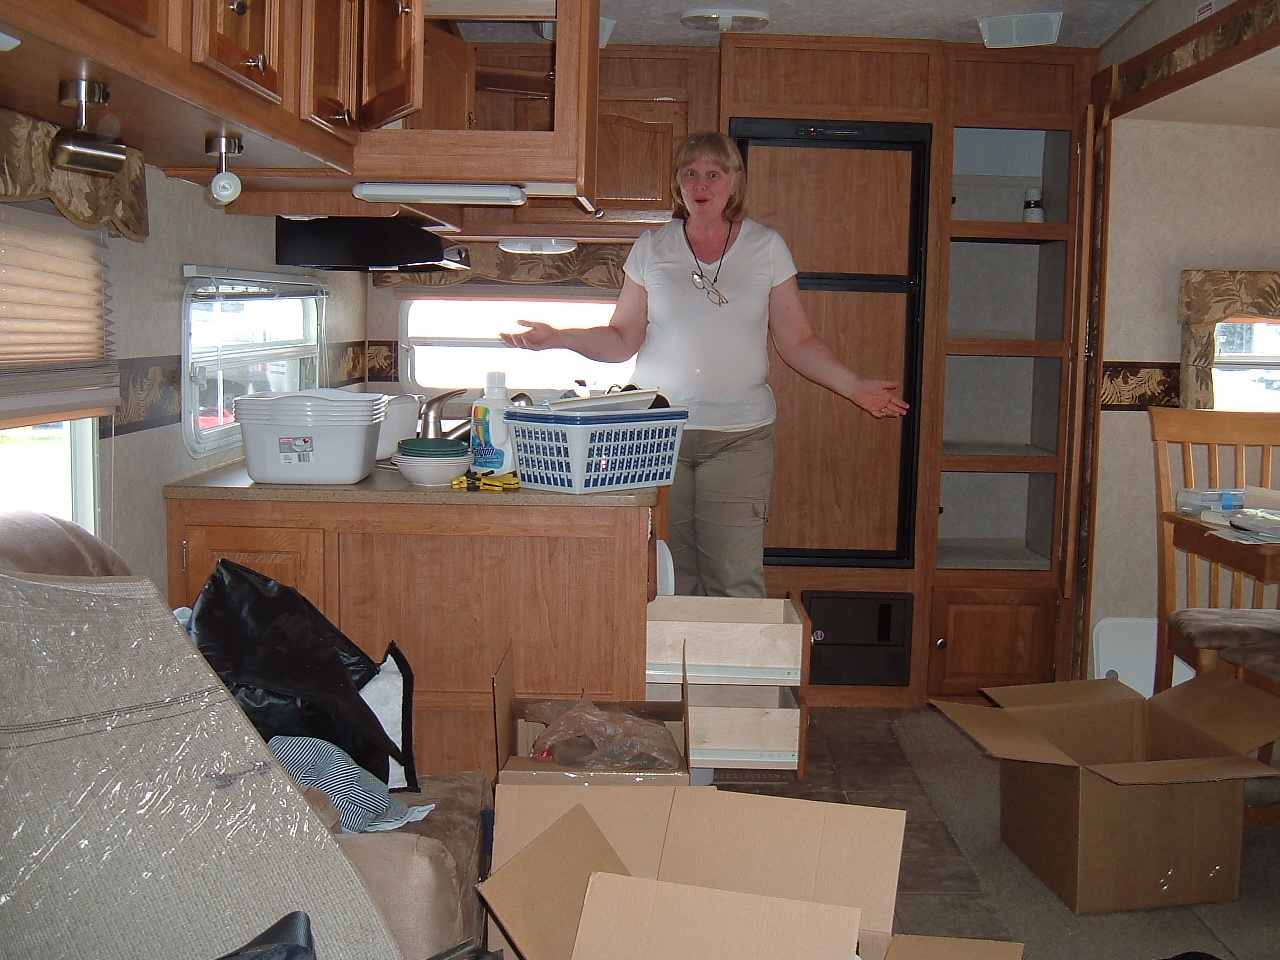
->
[502, 131, 908, 597]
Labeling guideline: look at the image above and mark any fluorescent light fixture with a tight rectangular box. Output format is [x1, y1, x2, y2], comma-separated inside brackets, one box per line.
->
[352, 182, 527, 205]
[0, 30, 21, 52]
[497, 238, 578, 255]
[978, 12, 1062, 48]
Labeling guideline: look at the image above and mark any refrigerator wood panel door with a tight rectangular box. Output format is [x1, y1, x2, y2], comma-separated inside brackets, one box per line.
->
[732, 119, 929, 565]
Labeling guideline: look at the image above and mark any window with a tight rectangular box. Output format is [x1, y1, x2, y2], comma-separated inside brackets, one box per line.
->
[400, 294, 634, 401]
[1212, 319, 1280, 412]
[182, 267, 326, 457]
[0, 419, 97, 525]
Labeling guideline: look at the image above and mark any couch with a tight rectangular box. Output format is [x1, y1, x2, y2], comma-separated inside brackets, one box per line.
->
[0, 511, 490, 960]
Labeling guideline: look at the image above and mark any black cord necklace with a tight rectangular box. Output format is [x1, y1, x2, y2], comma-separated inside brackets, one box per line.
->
[683, 219, 733, 288]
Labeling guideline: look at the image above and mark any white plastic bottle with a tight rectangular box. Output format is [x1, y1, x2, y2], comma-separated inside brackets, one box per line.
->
[470, 371, 516, 474]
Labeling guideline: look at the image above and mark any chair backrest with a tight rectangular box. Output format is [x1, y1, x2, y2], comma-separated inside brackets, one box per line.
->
[1149, 407, 1280, 611]
[0, 510, 133, 577]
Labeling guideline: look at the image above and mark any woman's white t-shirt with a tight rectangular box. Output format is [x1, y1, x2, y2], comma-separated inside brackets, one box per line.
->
[622, 218, 797, 431]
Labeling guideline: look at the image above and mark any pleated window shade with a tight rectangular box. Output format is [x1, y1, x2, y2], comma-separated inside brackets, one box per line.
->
[0, 205, 114, 428]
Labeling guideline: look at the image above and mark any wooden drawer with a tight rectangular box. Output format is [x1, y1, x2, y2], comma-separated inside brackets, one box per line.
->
[648, 682, 800, 769]
[646, 596, 804, 685]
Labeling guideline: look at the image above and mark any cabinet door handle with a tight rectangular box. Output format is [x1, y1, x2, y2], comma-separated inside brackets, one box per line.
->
[395, 0, 412, 14]
[935, 637, 947, 649]
[245, 53, 268, 73]
[228, 0, 248, 13]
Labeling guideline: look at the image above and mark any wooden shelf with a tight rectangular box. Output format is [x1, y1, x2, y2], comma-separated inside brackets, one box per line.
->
[949, 221, 1073, 242]
[946, 337, 1068, 357]
[937, 538, 1052, 571]
[942, 441, 1058, 462]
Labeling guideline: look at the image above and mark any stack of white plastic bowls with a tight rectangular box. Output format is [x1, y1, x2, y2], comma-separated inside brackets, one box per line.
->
[392, 437, 472, 487]
[233, 389, 389, 484]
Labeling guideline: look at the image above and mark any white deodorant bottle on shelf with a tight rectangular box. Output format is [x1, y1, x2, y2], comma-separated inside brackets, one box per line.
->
[470, 371, 516, 473]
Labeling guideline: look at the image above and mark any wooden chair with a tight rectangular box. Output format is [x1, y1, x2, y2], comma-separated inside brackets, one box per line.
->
[1150, 407, 1280, 825]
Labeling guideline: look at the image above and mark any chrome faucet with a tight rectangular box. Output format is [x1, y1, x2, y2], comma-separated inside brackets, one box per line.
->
[419, 389, 466, 439]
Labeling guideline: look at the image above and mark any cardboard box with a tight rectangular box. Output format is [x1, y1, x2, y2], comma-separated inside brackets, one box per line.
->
[493, 650, 690, 785]
[936, 670, 1280, 914]
[481, 784, 1023, 960]
[646, 595, 804, 685]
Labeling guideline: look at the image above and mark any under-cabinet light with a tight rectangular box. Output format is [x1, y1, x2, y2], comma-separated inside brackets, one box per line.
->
[497, 238, 578, 255]
[352, 182, 527, 206]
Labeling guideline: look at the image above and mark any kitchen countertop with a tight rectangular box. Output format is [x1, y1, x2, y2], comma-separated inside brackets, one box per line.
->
[163, 461, 660, 507]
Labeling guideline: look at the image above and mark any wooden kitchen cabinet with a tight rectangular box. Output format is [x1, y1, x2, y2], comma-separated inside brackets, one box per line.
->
[191, 0, 287, 104]
[359, 0, 423, 130]
[176, 523, 327, 612]
[165, 469, 654, 778]
[299, 0, 361, 140]
[75, 0, 162, 37]
[927, 586, 1057, 695]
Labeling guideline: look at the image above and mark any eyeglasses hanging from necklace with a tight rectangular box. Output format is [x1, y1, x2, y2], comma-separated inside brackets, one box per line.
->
[683, 221, 732, 307]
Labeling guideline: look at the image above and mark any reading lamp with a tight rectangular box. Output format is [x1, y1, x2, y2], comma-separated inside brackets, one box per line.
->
[205, 135, 243, 206]
[50, 79, 127, 178]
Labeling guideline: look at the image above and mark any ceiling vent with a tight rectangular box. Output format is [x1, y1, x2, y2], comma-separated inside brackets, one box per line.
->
[978, 11, 1062, 48]
[680, 8, 770, 32]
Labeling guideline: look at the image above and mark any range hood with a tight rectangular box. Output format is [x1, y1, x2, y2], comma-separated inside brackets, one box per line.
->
[274, 216, 467, 272]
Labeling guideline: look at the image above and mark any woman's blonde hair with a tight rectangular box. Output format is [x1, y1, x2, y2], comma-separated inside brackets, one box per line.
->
[670, 131, 747, 221]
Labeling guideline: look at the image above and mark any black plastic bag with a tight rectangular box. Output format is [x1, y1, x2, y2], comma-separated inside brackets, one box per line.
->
[189, 559, 402, 782]
[214, 911, 316, 960]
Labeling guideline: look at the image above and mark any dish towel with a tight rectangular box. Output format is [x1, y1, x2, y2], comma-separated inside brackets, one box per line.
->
[269, 735, 434, 833]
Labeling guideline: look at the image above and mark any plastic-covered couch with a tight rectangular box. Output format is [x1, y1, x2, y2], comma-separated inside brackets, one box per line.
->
[0, 511, 490, 960]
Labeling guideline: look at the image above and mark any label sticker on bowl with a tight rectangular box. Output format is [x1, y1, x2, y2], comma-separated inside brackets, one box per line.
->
[277, 436, 314, 464]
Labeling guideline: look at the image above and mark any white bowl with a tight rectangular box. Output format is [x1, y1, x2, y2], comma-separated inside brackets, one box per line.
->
[395, 454, 472, 487]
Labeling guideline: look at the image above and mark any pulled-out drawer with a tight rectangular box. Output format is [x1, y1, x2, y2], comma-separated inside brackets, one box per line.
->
[647, 682, 799, 769]
[646, 596, 805, 686]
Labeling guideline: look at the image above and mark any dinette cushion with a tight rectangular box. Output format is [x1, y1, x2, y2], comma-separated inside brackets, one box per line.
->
[1167, 608, 1280, 649]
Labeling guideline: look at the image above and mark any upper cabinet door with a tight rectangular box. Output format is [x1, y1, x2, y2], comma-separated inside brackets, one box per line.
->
[192, 0, 284, 103]
[361, 0, 425, 130]
[300, 0, 361, 140]
[74, 0, 162, 36]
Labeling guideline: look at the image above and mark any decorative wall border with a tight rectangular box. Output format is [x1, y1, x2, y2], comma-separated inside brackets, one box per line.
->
[1099, 361, 1180, 410]
[367, 341, 398, 383]
[1116, 0, 1280, 104]
[326, 340, 367, 387]
[107, 355, 181, 437]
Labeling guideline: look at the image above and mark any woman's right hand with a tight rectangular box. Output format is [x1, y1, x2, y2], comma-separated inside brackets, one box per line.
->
[501, 319, 561, 351]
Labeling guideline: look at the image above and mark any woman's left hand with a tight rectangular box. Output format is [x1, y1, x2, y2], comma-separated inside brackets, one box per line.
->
[851, 380, 910, 419]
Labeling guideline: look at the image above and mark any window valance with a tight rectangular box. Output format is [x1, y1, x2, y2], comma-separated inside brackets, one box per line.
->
[1178, 269, 1280, 408]
[0, 107, 147, 242]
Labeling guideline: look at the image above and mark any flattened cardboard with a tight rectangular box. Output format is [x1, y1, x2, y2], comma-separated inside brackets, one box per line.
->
[657, 787, 903, 951]
[884, 935, 1023, 960]
[477, 804, 629, 960]
[493, 649, 691, 785]
[569, 872, 862, 960]
[488, 784, 1005, 960]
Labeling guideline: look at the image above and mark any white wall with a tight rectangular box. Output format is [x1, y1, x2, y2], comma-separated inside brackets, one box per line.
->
[98, 167, 367, 593]
[1090, 117, 1280, 628]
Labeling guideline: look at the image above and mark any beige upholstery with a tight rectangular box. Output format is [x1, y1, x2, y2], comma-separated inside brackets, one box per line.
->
[0, 510, 133, 576]
[1, 513, 491, 960]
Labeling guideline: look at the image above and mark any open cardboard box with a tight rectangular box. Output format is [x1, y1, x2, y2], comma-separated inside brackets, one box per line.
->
[493, 649, 690, 785]
[936, 670, 1280, 914]
[480, 784, 1023, 960]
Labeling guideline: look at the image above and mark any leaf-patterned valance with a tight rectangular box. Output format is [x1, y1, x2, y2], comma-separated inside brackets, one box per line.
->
[372, 242, 630, 290]
[1179, 270, 1280, 408]
[0, 107, 148, 241]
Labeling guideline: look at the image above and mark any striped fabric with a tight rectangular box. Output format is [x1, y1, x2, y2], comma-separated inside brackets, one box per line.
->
[270, 736, 394, 833]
